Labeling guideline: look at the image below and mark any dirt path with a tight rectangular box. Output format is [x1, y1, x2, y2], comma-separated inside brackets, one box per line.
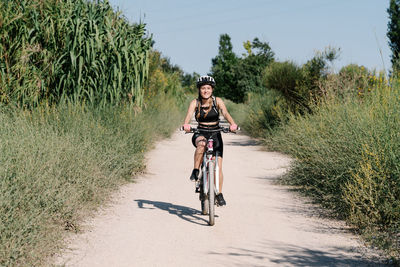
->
[55, 131, 384, 266]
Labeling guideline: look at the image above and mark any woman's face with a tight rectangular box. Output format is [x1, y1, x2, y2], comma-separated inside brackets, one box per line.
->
[199, 84, 213, 99]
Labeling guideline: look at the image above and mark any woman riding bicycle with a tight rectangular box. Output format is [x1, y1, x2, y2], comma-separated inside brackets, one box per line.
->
[182, 75, 238, 206]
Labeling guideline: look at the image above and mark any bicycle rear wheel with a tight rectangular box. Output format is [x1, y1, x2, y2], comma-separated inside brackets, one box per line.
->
[208, 161, 215, 226]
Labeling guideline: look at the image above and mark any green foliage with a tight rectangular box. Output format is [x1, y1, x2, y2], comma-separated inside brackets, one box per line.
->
[0, 0, 152, 107]
[146, 49, 197, 94]
[339, 64, 370, 77]
[241, 91, 288, 137]
[210, 34, 240, 102]
[145, 50, 186, 104]
[237, 63, 399, 257]
[222, 98, 247, 126]
[298, 47, 339, 104]
[0, 1, 189, 264]
[221, 37, 399, 258]
[388, 0, 400, 67]
[263, 61, 306, 112]
[230, 50, 341, 146]
[270, 77, 400, 259]
[243, 40, 252, 56]
[235, 38, 275, 97]
[261, 47, 340, 115]
[344, 144, 399, 229]
[181, 72, 200, 92]
[335, 64, 376, 97]
[0, 44, 187, 264]
[211, 34, 274, 103]
[0, 94, 185, 266]
[240, 48, 341, 138]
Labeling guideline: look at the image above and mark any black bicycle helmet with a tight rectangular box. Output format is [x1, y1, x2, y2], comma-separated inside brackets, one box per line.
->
[196, 75, 216, 88]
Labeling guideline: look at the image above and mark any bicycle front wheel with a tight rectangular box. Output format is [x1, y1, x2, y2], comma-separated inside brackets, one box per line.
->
[201, 198, 209, 215]
[200, 184, 208, 215]
[208, 161, 215, 226]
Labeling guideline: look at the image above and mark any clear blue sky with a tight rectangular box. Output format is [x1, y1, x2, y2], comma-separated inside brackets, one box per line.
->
[108, 0, 390, 75]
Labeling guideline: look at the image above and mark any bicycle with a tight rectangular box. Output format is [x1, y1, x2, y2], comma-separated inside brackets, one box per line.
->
[183, 126, 238, 226]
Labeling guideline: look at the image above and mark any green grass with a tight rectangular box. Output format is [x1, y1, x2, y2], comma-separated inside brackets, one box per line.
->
[269, 79, 400, 260]
[233, 71, 400, 261]
[222, 97, 247, 126]
[239, 90, 288, 138]
[0, 94, 184, 266]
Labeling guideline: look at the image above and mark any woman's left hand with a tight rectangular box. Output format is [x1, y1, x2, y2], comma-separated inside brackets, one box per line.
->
[230, 124, 238, 132]
[183, 124, 191, 132]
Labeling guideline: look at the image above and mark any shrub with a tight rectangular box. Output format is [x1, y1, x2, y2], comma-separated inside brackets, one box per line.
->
[241, 90, 288, 137]
[263, 61, 306, 112]
[271, 77, 400, 258]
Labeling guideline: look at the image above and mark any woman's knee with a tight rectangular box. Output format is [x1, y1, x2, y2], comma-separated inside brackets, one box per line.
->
[196, 138, 206, 147]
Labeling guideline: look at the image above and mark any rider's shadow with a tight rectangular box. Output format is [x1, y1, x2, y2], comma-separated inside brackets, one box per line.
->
[134, 199, 213, 226]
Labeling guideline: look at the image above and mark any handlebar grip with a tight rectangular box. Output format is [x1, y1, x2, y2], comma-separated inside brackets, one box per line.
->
[180, 126, 196, 133]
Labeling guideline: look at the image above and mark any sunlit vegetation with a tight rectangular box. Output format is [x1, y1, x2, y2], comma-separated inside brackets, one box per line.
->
[0, 0, 189, 265]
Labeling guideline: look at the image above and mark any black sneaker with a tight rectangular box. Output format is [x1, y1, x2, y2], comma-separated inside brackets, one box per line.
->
[190, 169, 199, 181]
[216, 193, 226, 206]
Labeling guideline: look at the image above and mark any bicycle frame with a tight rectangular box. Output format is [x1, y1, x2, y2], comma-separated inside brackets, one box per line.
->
[202, 138, 220, 197]
[181, 125, 239, 226]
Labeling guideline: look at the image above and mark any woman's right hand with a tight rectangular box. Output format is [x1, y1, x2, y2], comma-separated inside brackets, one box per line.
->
[183, 124, 191, 133]
[229, 124, 238, 132]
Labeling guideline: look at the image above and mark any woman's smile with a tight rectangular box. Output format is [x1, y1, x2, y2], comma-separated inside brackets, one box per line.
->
[200, 85, 213, 99]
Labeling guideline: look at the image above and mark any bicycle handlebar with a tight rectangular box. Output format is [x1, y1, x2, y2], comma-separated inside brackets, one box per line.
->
[180, 126, 240, 134]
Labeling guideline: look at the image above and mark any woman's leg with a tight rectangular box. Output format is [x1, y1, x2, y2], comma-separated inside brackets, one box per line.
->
[194, 136, 206, 169]
[218, 156, 223, 193]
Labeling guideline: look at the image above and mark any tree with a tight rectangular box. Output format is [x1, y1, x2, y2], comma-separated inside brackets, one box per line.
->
[210, 34, 241, 102]
[235, 38, 275, 97]
[211, 35, 275, 103]
[181, 72, 200, 92]
[388, 0, 400, 68]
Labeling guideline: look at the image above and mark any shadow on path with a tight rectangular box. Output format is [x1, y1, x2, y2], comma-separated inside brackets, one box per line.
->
[134, 199, 209, 226]
[225, 138, 260, 147]
[209, 240, 387, 266]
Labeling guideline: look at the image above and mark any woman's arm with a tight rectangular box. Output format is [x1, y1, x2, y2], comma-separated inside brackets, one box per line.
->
[182, 99, 197, 130]
[216, 97, 236, 126]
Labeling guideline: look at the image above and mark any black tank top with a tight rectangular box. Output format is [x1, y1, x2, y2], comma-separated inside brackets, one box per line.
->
[195, 96, 219, 123]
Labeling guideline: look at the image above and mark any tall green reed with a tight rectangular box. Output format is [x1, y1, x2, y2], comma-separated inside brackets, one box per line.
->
[0, 0, 151, 108]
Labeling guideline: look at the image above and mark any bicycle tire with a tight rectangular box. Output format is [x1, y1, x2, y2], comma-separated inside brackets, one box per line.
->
[201, 198, 209, 215]
[208, 161, 215, 226]
[200, 183, 209, 215]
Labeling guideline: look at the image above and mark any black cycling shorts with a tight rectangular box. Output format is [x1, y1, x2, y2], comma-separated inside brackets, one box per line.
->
[192, 130, 223, 158]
